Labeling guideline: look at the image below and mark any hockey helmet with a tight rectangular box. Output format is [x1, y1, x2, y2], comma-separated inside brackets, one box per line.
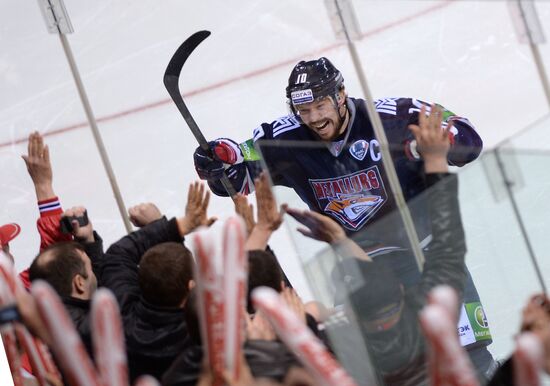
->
[286, 57, 344, 108]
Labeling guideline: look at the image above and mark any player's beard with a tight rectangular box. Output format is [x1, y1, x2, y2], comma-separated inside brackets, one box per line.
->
[310, 107, 348, 141]
[311, 119, 337, 141]
[329, 103, 348, 140]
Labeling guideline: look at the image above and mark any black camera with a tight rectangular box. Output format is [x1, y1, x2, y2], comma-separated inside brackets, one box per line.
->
[60, 210, 89, 234]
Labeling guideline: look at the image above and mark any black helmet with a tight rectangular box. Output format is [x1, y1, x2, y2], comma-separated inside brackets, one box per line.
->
[285, 57, 344, 107]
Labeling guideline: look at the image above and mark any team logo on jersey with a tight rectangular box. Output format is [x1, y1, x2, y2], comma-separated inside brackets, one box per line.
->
[309, 166, 387, 230]
[349, 140, 369, 161]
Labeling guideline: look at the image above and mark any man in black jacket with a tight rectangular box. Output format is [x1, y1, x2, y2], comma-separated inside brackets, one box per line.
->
[101, 182, 215, 382]
[28, 206, 103, 358]
[161, 288, 302, 386]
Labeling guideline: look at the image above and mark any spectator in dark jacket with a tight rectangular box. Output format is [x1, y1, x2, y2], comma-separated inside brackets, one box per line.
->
[28, 206, 102, 358]
[101, 182, 216, 382]
[161, 289, 302, 386]
[19, 131, 103, 378]
[162, 175, 323, 386]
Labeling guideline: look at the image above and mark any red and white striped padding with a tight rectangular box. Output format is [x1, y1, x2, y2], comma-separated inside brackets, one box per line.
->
[0, 253, 60, 386]
[420, 285, 479, 386]
[91, 288, 128, 386]
[0, 255, 22, 386]
[513, 333, 543, 386]
[1, 321, 22, 386]
[14, 326, 48, 386]
[252, 287, 358, 386]
[133, 375, 161, 386]
[192, 228, 225, 386]
[427, 285, 459, 321]
[32, 280, 102, 386]
[222, 216, 247, 381]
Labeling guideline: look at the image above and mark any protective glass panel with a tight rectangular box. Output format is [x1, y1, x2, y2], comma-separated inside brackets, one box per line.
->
[0, 1, 126, 270]
[256, 137, 513, 385]
[498, 115, 550, 288]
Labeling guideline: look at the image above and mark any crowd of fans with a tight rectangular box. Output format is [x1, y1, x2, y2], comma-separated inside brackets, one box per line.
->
[0, 128, 549, 386]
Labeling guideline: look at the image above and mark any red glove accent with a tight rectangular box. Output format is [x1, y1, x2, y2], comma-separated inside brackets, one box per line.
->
[214, 142, 238, 164]
[448, 130, 456, 146]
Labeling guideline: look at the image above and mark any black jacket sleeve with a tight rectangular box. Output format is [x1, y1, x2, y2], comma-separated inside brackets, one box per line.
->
[100, 217, 183, 308]
[80, 230, 104, 282]
[414, 173, 467, 308]
[487, 357, 513, 386]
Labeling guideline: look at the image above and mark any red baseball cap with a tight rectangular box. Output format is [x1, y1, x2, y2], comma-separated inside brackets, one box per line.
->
[0, 223, 21, 248]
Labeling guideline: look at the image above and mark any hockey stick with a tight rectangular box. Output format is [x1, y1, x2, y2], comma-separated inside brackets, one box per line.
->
[164, 30, 237, 197]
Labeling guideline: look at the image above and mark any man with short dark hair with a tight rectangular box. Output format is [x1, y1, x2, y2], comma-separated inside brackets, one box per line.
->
[247, 249, 283, 311]
[29, 241, 97, 299]
[138, 242, 195, 308]
[101, 182, 215, 382]
[27, 207, 102, 358]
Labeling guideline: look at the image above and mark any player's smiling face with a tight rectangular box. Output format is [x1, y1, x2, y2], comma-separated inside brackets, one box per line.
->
[295, 93, 346, 141]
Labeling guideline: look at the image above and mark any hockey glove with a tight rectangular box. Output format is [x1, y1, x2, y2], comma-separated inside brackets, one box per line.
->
[193, 138, 244, 180]
[212, 138, 244, 164]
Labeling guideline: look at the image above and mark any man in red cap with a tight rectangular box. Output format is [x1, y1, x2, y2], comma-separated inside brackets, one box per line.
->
[0, 222, 21, 263]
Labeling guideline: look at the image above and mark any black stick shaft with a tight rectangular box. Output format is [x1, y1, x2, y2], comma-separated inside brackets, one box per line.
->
[164, 31, 237, 196]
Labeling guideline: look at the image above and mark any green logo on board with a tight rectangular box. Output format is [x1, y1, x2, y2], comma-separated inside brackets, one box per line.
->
[465, 302, 492, 341]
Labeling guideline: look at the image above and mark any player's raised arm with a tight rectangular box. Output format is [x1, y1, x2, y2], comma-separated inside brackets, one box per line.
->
[408, 104, 450, 174]
[244, 172, 284, 251]
[284, 206, 371, 261]
[405, 99, 483, 167]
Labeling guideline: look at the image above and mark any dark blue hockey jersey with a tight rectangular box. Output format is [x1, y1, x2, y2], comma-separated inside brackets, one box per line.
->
[208, 97, 483, 247]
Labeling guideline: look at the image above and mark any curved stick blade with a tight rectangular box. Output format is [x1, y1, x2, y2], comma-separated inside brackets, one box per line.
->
[162, 30, 237, 197]
[164, 30, 211, 87]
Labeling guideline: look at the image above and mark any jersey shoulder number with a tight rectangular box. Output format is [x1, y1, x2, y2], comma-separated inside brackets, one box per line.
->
[374, 97, 399, 115]
[253, 115, 300, 142]
[272, 115, 300, 138]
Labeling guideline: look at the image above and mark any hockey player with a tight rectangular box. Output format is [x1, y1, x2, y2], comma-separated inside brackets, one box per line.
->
[193, 57, 494, 380]
[194, 57, 482, 245]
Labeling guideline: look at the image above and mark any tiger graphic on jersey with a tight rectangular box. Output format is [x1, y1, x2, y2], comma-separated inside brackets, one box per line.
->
[309, 166, 387, 230]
